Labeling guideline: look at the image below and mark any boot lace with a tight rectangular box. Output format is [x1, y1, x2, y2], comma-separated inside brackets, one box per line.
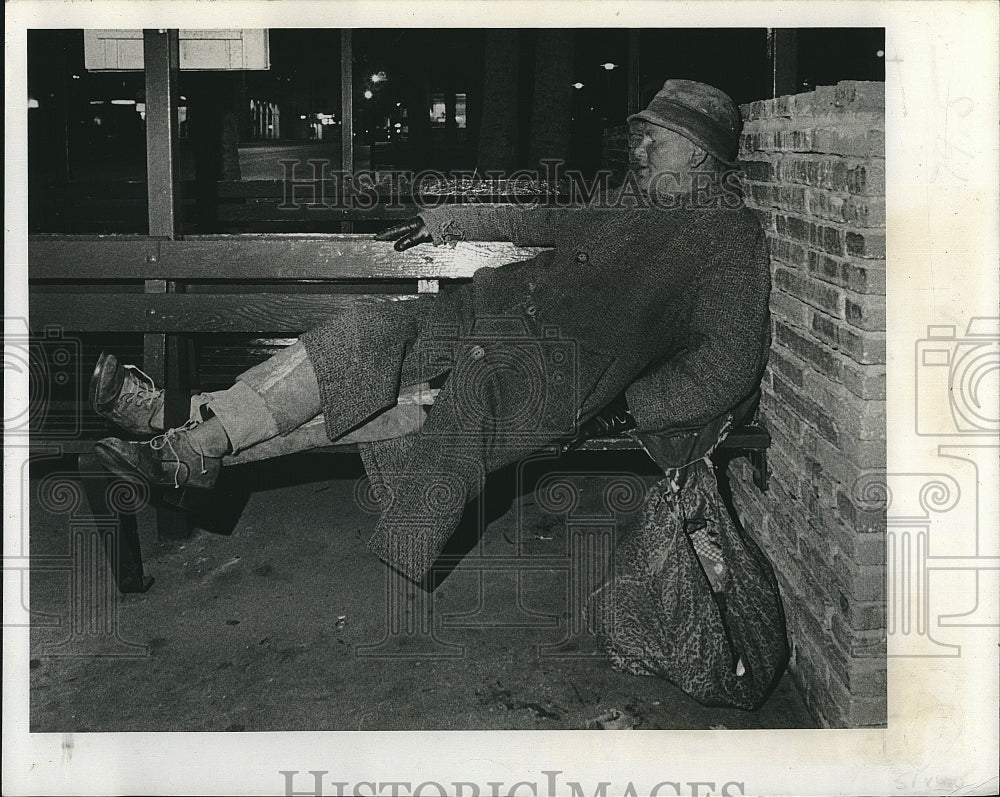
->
[149, 419, 208, 488]
[120, 365, 162, 409]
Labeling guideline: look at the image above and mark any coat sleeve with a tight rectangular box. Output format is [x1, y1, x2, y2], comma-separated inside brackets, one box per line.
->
[419, 204, 612, 248]
[625, 231, 772, 430]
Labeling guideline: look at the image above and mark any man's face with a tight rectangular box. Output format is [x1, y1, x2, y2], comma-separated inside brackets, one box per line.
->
[629, 120, 702, 194]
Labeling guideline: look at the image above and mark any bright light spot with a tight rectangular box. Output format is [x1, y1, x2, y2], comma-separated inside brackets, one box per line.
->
[89, 100, 105, 105]
[180, 96, 187, 101]
[394, 122, 402, 128]
[28, 98, 40, 109]
[601, 62, 617, 71]
[135, 103, 145, 114]
[300, 114, 307, 120]
[396, 102, 402, 107]
[876, 49, 885, 58]
[363, 89, 374, 99]
[371, 71, 387, 83]
[72, 74, 81, 80]
[111, 99, 136, 106]
[572, 82, 584, 89]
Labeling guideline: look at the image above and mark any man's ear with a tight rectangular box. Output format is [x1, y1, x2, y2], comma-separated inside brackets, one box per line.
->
[688, 145, 711, 169]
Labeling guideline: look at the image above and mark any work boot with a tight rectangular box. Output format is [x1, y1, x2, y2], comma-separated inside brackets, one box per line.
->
[95, 418, 229, 505]
[90, 352, 164, 435]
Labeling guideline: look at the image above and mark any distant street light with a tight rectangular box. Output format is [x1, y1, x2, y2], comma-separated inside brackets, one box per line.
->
[364, 89, 374, 99]
[572, 82, 584, 89]
[371, 71, 387, 83]
[601, 62, 617, 70]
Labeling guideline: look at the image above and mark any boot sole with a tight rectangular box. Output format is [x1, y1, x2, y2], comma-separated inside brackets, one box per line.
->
[94, 443, 210, 510]
[89, 351, 114, 415]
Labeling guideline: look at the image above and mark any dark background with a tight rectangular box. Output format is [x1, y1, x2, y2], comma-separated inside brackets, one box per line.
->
[27, 27, 885, 233]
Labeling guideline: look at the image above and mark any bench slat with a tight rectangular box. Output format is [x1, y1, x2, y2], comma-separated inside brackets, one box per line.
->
[30, 235, 547, 281]
[31, 293, 418, 333]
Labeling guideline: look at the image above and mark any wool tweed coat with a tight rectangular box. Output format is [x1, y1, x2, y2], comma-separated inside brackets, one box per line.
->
[300, 199, 771, 582]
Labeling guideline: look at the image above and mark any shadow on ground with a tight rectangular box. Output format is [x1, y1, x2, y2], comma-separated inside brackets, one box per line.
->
[28, 451, 817, 732]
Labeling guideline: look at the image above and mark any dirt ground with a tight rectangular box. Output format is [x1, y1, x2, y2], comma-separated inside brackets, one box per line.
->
[28, 451, 816, 732]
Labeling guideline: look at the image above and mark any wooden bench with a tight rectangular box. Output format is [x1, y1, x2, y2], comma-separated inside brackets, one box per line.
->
[28, 232, 769, 593]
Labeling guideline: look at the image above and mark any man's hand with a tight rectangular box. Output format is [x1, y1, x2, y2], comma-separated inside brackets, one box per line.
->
[374, 217, 432, 251]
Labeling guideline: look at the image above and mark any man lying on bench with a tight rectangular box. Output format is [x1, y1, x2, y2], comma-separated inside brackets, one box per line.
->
[93, 79, 771, 585]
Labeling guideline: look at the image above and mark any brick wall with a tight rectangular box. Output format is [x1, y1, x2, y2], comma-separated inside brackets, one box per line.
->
[601, 80, 887, 727]
[732, 81, 887, 727]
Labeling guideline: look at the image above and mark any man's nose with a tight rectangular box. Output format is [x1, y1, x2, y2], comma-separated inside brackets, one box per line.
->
[631, 138, 647, 163]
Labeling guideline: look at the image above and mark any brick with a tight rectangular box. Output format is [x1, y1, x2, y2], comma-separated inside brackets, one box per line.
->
[811, 312, 840, 346]
[768, 236, 808, 266]
[775, 213, 811, 242]
[805, 189, 846, 222]
[777, 129, 815, 152]
[823, 516, 886, 567]
[772, 374, 839, 443]
[824, 630, 887, 697]
[845, 229, 887, 258]
[740, 159, 774, 182]
[775, 184, 807, 213]
[771, 290, 813, 328]
[800, 368, 885, 441]
[805, 313, 887, 366]
[808, 249, 843, 283]
[836, 489, 887, 533]
[839, 433, 887, 469]
[835, 80, 885, 112]
[801, 428, 869, 485]
[810, 222, 845, 255]
[774, 323, 844, 380]
[846, 160, 885, 196]
[821, 128, 885, 158]
[842, 564, 887, 602]
[774, 267, 843, 315]
[839, 326, 886, 365]
[842, 259, 885, 293]
[841, 361, 886, 400]
[840, 596, 886, 632]
[825, 670, 887, 726]
[844, 292, 886, 331]
[842, 195, 886, 227]
[765, 398, 804, 439]
[769, 347, 805, 388]
[831, 612, 887, 658]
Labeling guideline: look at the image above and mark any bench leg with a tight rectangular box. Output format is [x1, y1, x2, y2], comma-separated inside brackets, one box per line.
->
[78, 453, 155, 594]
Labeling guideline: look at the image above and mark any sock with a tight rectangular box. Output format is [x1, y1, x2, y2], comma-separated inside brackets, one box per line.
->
[186, 416, 233, 457]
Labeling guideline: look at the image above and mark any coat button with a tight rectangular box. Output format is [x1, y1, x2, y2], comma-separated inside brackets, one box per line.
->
[469, 345, 486, 360]
[525, 304, 537, 317]
[575, 250, 589, 264]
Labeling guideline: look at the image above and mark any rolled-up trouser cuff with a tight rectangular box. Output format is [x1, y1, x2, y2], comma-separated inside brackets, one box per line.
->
[203, 380, 280, 454]
[236, 341, 323, 436]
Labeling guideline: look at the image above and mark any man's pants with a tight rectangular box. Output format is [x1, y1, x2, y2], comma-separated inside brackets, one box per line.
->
[193, 295, 618, 580]
[194, 342, 437, 466]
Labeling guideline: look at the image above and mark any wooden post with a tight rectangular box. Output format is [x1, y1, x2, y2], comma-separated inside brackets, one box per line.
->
[340, 29, 354, 233]
[143, 29, 192, 539]
[767, 28, 798, 98]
